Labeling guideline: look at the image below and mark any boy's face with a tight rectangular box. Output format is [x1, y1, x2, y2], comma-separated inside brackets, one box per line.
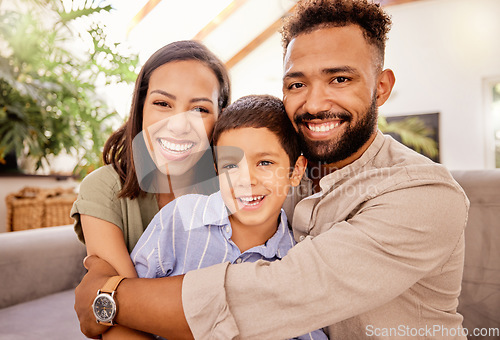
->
[216, 127, 305, 230]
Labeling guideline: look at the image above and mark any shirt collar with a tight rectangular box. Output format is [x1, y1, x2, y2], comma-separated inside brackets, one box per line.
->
[202, 192, 295, 259]
[318, 130, 386, 191]
[243, 210, 295, 259]
[201, 191, 230, 227]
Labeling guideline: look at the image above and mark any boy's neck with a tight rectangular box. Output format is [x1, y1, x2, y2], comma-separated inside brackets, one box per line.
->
[228, 215, 280, 253]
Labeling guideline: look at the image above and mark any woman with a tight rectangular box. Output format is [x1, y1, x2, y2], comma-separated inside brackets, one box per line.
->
[71, 40, 230, 339]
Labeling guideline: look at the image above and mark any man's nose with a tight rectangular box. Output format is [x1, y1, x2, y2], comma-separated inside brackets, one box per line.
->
[303, 85, 331, 115]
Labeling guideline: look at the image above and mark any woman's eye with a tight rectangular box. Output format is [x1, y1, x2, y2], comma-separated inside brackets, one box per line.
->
[191, 107, 210, 114]
[153, 101, 170, 108]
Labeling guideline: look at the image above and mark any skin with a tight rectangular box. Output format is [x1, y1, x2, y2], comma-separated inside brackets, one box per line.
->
[80, 60, 220, 339]
[75, 24, 395, 339]
[217, 127, 306, 252]
[283, 25, 395, 189]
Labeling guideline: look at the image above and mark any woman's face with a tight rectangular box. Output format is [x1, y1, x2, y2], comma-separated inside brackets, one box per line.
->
[142, 60, 220, 177]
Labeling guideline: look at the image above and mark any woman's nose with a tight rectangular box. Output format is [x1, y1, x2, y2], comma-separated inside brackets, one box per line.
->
[166, 111, 191, 135]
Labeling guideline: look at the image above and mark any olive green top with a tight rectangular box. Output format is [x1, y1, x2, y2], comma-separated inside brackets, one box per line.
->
[71, 165, 159, 253]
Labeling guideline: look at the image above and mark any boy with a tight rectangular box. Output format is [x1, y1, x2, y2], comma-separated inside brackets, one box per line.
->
[131, 95, 326, 339]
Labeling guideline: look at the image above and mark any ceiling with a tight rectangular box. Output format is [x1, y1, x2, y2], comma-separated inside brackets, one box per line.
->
[100, 0, 424, 114]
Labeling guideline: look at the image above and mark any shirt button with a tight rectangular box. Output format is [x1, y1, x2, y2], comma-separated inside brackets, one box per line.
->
[299, 235, 305, 241]
[235, 258, 242, 264]
[226, 226, 230, 233]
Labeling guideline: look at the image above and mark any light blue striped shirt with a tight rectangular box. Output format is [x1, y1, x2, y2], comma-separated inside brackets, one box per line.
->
[131, 191, 327, 340]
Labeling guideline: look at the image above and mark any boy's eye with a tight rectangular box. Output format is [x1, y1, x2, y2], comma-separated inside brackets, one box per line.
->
[221, 163, 238, 170]
[258, 160, 273, 166]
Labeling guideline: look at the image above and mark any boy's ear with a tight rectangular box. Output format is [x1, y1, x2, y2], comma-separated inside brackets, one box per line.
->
[290, 155, 307, 187]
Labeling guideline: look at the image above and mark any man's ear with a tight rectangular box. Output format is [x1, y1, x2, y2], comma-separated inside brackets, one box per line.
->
[376, 68, 396, 107]
[290, 155, 307, 187]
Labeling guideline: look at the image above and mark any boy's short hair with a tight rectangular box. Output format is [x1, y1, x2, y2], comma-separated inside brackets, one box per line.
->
[212, 94, 301, 167]
[281, 0, 392, 70]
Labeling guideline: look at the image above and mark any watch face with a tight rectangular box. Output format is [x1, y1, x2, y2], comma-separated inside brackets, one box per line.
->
[92, 293, 116, 323]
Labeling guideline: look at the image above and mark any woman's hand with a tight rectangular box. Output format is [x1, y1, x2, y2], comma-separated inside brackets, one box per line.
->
[75, 255, 118, 339]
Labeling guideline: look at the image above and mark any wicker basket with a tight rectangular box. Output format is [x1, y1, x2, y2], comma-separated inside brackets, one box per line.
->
[5, 187, 77, 232]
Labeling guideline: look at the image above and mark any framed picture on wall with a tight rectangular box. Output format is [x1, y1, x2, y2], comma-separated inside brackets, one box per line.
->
[384, 112, 440, 163]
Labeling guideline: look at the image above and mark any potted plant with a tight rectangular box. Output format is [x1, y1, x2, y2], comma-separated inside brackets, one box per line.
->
[0, 0, 139, 177]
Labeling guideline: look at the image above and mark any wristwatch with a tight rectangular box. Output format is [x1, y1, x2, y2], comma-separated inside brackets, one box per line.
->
[92, 276, 126, 326]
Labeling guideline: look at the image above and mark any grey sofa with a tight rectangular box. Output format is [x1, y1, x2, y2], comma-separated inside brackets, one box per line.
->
[0, 225, 87, 339]
[0, 170, 499, 339]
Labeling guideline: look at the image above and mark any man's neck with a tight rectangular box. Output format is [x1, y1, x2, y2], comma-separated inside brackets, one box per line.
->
[308, 131, 377, 193]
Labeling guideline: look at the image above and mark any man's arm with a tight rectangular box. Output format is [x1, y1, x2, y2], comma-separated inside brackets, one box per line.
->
[74, 256, 193, 339]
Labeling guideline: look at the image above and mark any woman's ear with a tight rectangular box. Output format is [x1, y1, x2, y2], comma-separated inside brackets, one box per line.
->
[290, 155, 307, 187]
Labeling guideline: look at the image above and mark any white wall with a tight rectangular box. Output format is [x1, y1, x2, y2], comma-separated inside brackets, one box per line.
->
[381, 0, 500, 170]
[230, 0, 500, 170]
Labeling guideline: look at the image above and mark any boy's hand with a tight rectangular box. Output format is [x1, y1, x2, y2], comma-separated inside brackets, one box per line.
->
[74, 255, 118, 339]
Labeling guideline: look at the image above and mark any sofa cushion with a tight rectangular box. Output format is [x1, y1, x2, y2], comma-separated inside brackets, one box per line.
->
[0, 225, 86, 309]
[0, 289, 86, 339]
[452, 170, 500, 335]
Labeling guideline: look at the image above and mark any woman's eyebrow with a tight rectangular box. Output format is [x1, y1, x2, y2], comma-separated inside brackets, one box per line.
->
[190, 97, 214, 104]
[149, 90, 213, 104]
[150, 89, 175, 99]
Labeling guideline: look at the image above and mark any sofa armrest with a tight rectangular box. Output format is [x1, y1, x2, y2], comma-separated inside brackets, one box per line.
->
[0, 225, 86, 309]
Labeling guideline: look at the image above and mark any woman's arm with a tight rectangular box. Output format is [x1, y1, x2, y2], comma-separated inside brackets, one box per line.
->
[81, 215, 154, 339]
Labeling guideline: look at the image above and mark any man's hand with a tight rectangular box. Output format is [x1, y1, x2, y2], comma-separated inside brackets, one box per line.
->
[74, 255, 118, 339]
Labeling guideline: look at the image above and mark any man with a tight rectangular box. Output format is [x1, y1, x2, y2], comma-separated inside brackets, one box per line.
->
[76, 0, 469, 339]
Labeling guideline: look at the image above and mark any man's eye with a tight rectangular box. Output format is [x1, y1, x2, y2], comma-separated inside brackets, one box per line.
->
[288, 82, 304, 90]
[333, 77, 349, 84]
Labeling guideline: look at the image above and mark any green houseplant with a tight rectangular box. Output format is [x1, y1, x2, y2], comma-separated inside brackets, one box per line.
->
[0, 0, 138, 177]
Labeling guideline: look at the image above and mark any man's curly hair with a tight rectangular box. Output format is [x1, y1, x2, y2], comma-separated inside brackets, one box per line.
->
[281, 0, 392, 67]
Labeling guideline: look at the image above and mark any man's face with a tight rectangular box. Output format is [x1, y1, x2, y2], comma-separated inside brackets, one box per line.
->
[282, 25, 381, 167]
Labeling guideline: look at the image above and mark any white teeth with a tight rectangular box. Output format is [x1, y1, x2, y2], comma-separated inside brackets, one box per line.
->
[238, 195, 264, 206]
[158, 139, 194, 153]
[307, 121, 341, 132]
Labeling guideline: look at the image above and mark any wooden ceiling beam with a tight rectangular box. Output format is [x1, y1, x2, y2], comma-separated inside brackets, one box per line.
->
[127, 0, 164, 35]
[225, 0, 423, 69]
[193, 0, 249, 41]
[225, 4, 296, 69]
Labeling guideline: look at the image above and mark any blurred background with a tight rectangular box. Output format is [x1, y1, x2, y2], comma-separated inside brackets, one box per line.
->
[1, 0, 500, 232]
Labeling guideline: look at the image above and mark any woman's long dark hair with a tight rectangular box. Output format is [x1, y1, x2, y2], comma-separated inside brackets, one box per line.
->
[103, 40, 231, 199]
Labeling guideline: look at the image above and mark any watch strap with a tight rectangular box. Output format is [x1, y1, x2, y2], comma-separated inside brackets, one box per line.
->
[100, 275, 126, 294]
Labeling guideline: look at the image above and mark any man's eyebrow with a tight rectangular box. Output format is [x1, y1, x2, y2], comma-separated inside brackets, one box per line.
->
[322, 66, 359, 75]
[283, 66, 359, 81]
[283, 71, 304, 81]
[150, 90, 214, 104]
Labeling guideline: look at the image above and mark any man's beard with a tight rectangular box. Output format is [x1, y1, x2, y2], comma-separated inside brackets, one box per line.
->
[294, 95, 378, 165]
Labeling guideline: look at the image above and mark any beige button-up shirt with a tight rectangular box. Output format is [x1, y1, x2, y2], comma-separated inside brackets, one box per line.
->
[182, 131, 469, 339]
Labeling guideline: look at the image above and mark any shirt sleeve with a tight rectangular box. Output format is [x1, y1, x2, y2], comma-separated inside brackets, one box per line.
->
[70, 166, 124, 244]
[182, 181, 468, 339]
[131, 207, 175, 278]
